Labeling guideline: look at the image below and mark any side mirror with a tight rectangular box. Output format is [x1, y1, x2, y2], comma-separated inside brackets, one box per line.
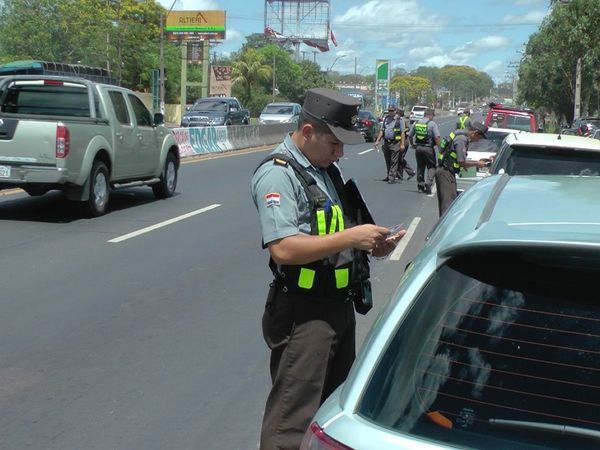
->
[185, 106, 191, 111]
[153, 112, 164, 126]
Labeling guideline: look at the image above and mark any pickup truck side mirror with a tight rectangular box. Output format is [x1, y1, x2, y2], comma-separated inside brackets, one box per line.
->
[230, 106, 238, 112]
[153, 112, 165, 126]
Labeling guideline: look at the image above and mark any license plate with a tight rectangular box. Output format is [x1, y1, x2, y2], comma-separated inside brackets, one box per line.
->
[0, 165, 10, 178]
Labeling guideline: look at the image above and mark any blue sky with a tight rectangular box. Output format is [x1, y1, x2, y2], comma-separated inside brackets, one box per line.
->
[158, 0, 551, 83]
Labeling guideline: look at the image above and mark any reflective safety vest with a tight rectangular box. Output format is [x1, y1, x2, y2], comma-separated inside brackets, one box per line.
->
[414, 120, 430, 145]
[457, 115, 469, 129]
[383, 117, 403, 141]
[256, 153, 370, 299]
[438, 132, 461, 173]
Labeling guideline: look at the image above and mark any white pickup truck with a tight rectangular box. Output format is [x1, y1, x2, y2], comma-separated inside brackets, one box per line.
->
[0, 75, 179, 216]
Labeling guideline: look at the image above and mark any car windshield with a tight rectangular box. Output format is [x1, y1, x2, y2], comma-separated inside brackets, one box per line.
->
[505, 115, 532, 131]
[263, 105, 293, 115]
[499, 145, 600, 176]
[359, 250, 600, 449]
[191, 100, 227, 112]
[485, 130, 511, 149]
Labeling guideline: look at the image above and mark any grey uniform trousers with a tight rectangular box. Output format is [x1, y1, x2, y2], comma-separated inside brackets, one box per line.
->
[260, 286, 356, 450]
[434, 167, 457, 216]
[415, 145, 437, 189]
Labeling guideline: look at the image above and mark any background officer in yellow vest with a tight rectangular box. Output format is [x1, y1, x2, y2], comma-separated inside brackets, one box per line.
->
[251, 88, 405, 450]
[456, 107, 472, 129]
[408, 108, 440, 194]
[435, 121, 490, 216]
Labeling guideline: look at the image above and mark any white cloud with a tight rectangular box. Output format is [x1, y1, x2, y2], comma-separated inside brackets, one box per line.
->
[408, 45, 443, 59]
[483, 60, 503, 73]
[502, 10, 547, 24]
[158, 0, 219, 9]
[475, 36, 510, 50]
[224, 28, 243, 45]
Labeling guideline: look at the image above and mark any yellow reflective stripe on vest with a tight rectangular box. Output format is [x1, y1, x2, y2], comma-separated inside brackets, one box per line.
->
[328, 206, 338, 235]
[298, 268, 315, 289]
[333, 205, 345, 231]
[458, 116, 467, 129]
[335, 268, 349, 289]
[316, 209, 326, 236]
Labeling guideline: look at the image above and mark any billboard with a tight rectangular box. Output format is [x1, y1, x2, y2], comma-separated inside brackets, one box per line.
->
[264, 1, 330, 42]
[166, 10, 226, 41]
[376, 59, 390, 111]
[209, 66, 232, 97]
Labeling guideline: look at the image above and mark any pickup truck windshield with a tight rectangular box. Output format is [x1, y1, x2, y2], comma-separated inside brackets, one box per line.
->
[191, 100, 227, 112]
[0, 81, 96, 117]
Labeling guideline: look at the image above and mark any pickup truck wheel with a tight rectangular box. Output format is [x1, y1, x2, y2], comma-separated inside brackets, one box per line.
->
[84, 161, 110, 217]
[153, 152, 178, 199]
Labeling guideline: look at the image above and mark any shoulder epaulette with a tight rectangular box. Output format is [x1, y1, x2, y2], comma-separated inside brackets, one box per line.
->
[273, 157, 289, 167]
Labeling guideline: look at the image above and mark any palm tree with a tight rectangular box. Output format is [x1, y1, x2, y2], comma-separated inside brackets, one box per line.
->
[231, 48, 272, 105]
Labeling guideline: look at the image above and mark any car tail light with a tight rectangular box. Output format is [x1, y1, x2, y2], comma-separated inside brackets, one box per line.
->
[56, 123, 70, 158]
[300, 422, 355, 450]
[363, 120, 373, 126]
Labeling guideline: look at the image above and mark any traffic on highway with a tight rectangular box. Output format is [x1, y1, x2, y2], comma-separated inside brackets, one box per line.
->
[1, 1, 600, 449]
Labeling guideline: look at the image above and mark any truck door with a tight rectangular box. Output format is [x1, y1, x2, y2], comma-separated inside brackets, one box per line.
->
[229, 99, 242, 124]
[107, 90, 138, 178]
[127, 94, 159, 175]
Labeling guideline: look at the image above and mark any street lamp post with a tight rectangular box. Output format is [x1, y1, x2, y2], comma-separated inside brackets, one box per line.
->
[327, 54, 346, 73]
[160, 0, 177, 115]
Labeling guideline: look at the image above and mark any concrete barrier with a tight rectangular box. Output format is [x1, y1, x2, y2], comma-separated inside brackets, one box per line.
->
[172, 123, 295, 157]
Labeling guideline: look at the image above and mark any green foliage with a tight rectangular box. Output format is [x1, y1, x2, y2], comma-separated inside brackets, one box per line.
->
[231, 47, 272, 106]
[390, 75, 432, 105]
[518, 0, 600, 122]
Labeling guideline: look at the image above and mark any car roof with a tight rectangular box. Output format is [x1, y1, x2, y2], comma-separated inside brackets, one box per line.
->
[503, 132, 600, 150]
[433, 175, 600, 258]
[486, 127, 526, 134]
[265, 102, 298, 106]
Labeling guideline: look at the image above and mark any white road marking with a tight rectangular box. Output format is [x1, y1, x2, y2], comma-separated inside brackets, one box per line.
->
[389, 217, 421, 261]
[108, 204, 221, 243]
[427, 183, 437, 197]
[358, 148, 375, 155]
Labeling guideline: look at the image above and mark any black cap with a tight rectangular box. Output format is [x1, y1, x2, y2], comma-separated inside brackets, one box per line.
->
[302, 88, 364, 145]
[387, 105, 396, 111]
[469, 120, 488, 138]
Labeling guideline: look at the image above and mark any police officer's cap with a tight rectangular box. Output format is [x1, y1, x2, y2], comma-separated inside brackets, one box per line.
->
[387, 105, 396, 112]
[469, 121, 488, 138]
[302, 88, 365, 145]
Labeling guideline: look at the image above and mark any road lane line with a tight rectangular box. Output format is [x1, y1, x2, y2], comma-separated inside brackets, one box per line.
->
[389, 217, 421, 261]
[358, 148, 375, 155]
[107, 204, 221, 243]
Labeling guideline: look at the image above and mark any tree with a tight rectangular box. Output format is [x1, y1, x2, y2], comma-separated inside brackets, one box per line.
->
[231, 48, 272, 107]
[390, 75, 432, 106]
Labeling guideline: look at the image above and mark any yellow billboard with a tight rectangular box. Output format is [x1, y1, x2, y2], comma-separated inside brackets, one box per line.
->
[166, 10, 226, 41]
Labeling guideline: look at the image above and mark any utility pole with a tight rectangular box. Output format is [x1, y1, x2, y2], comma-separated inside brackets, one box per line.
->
[160, 0, 178, 115]
[272, 52, 277, 101]
[574, 57, 582, 120]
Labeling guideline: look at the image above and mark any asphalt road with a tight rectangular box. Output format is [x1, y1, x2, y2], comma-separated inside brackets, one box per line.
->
[0, 112, 461, 450]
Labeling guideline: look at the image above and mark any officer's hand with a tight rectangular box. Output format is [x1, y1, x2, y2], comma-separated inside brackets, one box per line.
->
[477, 159, 490, 168]
[372, 228, 407, 257]
[347, 224, 389, 251]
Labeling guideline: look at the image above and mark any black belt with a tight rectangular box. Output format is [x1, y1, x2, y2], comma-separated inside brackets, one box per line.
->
[271, 280, 354, 303]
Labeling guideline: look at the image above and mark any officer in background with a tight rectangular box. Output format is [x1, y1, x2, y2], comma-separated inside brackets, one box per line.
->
[408, 108, 440, 194]
[456, 107, 472, 129]
[396, 109, 416, 180]
[374, 105, 405, 183]
[435, 121, 489, 216]
[251, 88, 405, 450]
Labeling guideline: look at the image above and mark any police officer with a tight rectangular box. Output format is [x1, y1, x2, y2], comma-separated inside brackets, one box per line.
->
[251, 88, 405, 450]
[408, 108, 440, 194]
[395, 109, 416, 180]
[435, 121, 489, 216]
[456, 107, 472, 129]
[374, 105, 405, 183]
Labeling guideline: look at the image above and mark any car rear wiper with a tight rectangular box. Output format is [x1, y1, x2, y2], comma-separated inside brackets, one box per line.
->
[489, 419, 600, 440]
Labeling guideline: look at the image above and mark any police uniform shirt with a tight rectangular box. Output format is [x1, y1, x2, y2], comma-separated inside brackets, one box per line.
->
[382, 114, 404, 140]
[409, 117, 440, 147]
[453, 131, 469, 163]
[251, 133, 343, 246]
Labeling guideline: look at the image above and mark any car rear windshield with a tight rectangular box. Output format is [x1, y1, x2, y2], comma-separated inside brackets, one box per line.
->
[0, 81, 96, 117]
[358, 111, 371, 119]
[263, 105, 293, 115]
[412, 106, 427, 112]
[191, 100, 227, 112]
[359, 250, 600, 449]
[501, 146, 600, 176]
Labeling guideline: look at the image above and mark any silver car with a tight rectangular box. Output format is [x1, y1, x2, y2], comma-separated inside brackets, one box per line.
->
[302, 174, 600, 449]
[259, 102, 301, 124]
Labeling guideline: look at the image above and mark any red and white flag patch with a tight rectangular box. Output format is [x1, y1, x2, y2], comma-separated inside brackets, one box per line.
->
[265, 192, 281, 207]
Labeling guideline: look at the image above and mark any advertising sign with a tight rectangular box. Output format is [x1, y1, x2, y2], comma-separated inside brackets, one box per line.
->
[376, 59, 390, 111]
[209, 66, 232, 97]
[166, 10, 226, 41]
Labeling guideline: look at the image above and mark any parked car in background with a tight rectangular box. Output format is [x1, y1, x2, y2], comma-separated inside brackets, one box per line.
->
[180, 96, 249, 127]
[353, 110, 380, 142]
[0, 75, 179, 217]
[484, 103, 539, 132]
[303, 174, 600, 450]
[258, 102, 301, 125]
[409, 105, 428, 123]
[491, 132, 600, 176]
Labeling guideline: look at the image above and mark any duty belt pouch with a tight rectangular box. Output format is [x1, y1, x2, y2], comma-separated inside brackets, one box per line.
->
[353, 280, 373, 315]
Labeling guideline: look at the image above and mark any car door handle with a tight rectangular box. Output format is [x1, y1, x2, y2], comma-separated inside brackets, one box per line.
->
[136, 133, 143, 141]
[115, 132, 124, 141]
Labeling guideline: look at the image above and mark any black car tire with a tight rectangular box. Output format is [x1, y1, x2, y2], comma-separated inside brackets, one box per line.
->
[152, 152, 178, 199]
[83, 160, 110, 217]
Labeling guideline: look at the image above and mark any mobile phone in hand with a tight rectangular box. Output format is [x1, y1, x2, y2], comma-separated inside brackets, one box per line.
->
[386, 223, 404, 240]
